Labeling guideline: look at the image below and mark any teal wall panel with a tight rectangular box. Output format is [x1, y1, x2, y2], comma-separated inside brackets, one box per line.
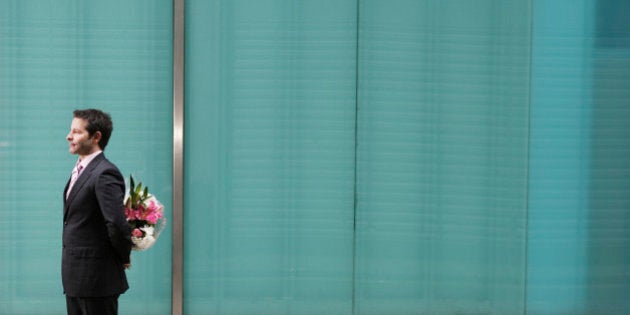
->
[184, 1, 357, 314]
[2, 0, 629, 314]
[527, 0, 630, 314]
[0, 1, 172, 314]
[527, 0, 594, 313]
[355, 1, 530, 314]
[588, 0, 630, 312]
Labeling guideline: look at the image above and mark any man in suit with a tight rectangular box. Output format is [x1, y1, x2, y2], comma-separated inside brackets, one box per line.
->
[63, 109, 132, 315]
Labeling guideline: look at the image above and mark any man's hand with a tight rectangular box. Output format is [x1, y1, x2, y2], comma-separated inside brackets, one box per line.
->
[124, 263, 131, 269]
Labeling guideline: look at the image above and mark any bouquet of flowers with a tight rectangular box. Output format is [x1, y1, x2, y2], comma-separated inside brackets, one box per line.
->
[124, 175, 166, 251]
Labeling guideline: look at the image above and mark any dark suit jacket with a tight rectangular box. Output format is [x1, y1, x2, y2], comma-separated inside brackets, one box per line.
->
[62, 153, 131, 297]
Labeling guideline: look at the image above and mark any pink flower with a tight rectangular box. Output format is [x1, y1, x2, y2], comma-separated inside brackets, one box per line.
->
[146, 212, 159, 224]
[148, 198, 164, 211]
[132, 228, 144, 238]
[125, 208, 134, 220]
[147, 200, 158, 212]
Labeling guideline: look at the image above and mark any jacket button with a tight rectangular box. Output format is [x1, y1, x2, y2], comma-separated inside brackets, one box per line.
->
[64, 221, 68, 225]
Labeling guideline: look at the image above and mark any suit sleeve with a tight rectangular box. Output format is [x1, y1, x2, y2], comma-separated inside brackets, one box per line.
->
[95, 168, 132, 264]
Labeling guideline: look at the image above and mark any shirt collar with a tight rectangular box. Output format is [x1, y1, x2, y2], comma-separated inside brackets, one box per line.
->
[77, 150, 103, 170]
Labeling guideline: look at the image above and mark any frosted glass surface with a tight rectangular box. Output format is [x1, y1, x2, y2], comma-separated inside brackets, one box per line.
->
[354, 1, 531, 314]
[0, 1, 172, 314]
[3, 0, 629, 314]
[527, 1, 630, 314]
[184, 1, 357, 314]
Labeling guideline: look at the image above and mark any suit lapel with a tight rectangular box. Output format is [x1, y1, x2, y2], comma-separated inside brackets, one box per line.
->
[64, 153, 105, 217]
[63, 177, 71, 207]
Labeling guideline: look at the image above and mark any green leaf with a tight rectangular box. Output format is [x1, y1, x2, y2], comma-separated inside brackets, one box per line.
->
[130, 175, 138, 207]
[135, 182, 143, 196]
[130, 175, 135, 192]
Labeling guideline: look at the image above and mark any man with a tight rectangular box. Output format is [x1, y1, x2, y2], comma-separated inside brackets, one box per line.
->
[63, 109, 131, 315]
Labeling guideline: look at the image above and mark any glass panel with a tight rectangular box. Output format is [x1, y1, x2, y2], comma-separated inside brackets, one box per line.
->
[184, 0, 357, 314]
[528, 0, 630, 314]
[589, 0, 630, 312]
[0, 1, 172, 314]
[355, 1, 531, 314]
[526, 1, 595, 313]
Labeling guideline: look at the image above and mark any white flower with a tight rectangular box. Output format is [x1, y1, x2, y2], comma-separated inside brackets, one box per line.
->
[131, 234, 156, 251]
[140, 225, 154, 237]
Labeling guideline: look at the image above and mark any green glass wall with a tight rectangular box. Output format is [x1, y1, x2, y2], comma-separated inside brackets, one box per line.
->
[184, 1, 357, 313]
[527, 0, 630, 314]
[185, 0, 532, 314]
[588, 0, 630, 312]
[526, 0, 595, 313]
[2, 0, 629, 314]
[185, 0, 629, 314]
[355, 1, 530, 314]
[0, 1, 172, 314]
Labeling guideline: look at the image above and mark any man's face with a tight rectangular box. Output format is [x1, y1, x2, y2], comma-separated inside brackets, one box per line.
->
[66, 117, 99, 157]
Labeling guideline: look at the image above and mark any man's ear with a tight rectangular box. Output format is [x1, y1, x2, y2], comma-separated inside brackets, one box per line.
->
[92, 131, 102, 145]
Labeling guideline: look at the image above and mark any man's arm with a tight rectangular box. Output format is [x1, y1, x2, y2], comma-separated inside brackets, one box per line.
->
[95, 168, 132, 264]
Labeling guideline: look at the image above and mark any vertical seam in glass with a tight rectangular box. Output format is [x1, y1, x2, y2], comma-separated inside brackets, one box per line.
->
[523, 1, 534, 314]
[352, 0, 361, 314]
[172, 0, 185, 314]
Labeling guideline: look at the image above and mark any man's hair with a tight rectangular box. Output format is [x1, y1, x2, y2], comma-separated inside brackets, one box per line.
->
[73, 109, 114, 150]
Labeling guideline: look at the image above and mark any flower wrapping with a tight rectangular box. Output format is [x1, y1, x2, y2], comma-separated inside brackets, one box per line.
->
[124, 175, 166, 251]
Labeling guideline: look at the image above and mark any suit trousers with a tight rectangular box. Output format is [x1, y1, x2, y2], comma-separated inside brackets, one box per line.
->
[66, 295, 119, 315]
